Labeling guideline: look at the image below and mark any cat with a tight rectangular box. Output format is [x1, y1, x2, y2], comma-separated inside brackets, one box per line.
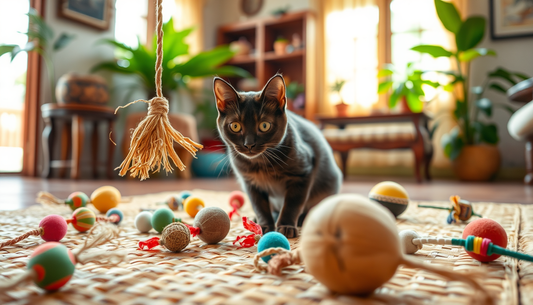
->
[213, 74, 342, 238]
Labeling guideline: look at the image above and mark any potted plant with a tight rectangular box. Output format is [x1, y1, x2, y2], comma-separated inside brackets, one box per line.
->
[286, 81, 305, 111]
[0, 8, 75, 103]
[377, 62, 439, 113]
[411, 0, 530, 181]
[330, 79, 349, 117]
[273, 36, 290, 55]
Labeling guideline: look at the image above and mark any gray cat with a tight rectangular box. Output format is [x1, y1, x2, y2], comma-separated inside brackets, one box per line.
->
[213, 74, 342, 238]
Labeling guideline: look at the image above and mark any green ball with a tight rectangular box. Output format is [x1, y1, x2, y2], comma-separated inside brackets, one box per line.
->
[28, 242, 76, 291]
[65, 192, 89, 211]
[151, 208, 178, 233]
[257, 232, 291, 263]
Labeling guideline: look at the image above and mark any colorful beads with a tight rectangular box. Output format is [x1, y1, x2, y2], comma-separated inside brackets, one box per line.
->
[70, 208, 96, 233]
[183, 197, 205, 218]
[257, 232, 290, 263]
[151, 208, 180, 233]
[106, 208, 124, 224]
[65, 192, 89, 211]
[368, 181, 409, 217]
[39, 215, 68, 242]
[135, 211, 153, 233]
[91, 186, 121, 213]
[28, 242, 76, 291]
[462, 218, 507, 262]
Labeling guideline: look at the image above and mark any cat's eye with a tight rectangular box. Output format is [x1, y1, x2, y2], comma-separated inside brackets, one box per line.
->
[229, 122, 242, 133]
[259, 122, 271, 132]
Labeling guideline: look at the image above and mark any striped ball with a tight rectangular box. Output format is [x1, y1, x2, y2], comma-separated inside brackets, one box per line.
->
[71, 207, 96, 232]
[65, 192, 89, 211]
[368, 181, 409, 217]
[106, 208, 123, 224]
[28, 242, 76, 291]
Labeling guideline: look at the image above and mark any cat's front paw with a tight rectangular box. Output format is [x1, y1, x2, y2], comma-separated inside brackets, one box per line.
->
[261, 225, 275, 234]
[276, 225, 299, 238]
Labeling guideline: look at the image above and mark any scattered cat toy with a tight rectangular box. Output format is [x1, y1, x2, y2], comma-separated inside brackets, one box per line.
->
[233, 217, 263, 248]
[138, 222, 191, 252]
[141, 195, 205, 218]
[227, 191, 245, 220]
[0, 224, 126, 291]
[36, 186, 126, 213]
[418, 195, 482, 224]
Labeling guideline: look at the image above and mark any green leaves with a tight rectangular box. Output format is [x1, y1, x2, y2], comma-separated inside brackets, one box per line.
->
[377, 68, 394, 77]
[411, 45, 452, 58]
[0, 45, 17, 58]
[473, 122, 499, 144]
[377, 80, 393, 94]
[475, 98, 492, 117]
[53, 33, 76, 51]
[459, 48, 496, 62]
[442, 127, 464, 160]
[434, 0, 462, 34]
[456, 17, 485, 51]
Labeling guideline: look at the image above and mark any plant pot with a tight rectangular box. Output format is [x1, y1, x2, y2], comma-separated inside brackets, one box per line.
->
[274, 41, 289, 55]
[335, 102, 349, 117]
[56, 73, 109, 105]
[452, 144, 501, 181]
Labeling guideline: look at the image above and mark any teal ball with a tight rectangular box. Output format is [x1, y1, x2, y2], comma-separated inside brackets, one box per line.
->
[178, 191, 192, 208]
[106, 208, 124, 224]
[257, 232, 291, 263]
[152, 208, 177, 233]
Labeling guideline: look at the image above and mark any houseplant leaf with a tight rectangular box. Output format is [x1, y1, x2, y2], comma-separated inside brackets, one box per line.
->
[406, 90, 423, 113]
[488, 82, 507, 93]
[459, 48, 496, 62]
[0, 45, 16, 58]
[474, 122, 498, 144]
[488, 67, 518, 85]
[53, 33, 76, 51]
[441, 128, 464, 160]
[378, 81, 393, 93]
[389, 83, 404, 108]
[377, 68, 394, 77]
[475, 98, 492, 117]
[456, 17, 485, 51]
[435, 0, 462, 34]
[411, 45, 453, 58]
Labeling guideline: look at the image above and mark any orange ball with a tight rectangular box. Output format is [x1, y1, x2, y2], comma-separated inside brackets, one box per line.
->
[462, 218, 508, 262]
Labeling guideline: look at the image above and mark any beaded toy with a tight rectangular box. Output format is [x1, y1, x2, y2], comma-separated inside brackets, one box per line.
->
[36, 186, 124, 213]
[0, 215, 67, 248]
[228, 191, 245, 220]
[253, 194, 491, 303]
[233, 217, 263, 248]
[0, 224, 126, 291]
[183, 196, 205, 218]
[399, 229, 533, 262]
[138, 222, 191, 252]
[36, 191, 89, 211]
[418, 195, 482, 224]
[66, 208, 123, 233]
[184, 207, 230, 244]
[158, 191, 192, 211]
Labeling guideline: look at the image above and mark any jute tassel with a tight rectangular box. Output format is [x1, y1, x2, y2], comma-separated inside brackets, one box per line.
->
[36, 191, 64, 206]
[114, 0, 202, 180]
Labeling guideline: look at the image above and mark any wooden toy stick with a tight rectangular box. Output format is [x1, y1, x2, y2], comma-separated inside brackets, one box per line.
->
[113, 0, 202, 180]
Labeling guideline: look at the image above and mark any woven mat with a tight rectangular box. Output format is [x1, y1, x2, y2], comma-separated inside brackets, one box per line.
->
[0, 189, 527, 304]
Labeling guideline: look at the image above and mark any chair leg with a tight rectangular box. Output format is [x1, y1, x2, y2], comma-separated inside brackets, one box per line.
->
[412, 145, 424, 183]
[340, 151, 348, 179]
[92, 122, 99, 179]
[71, 115, 84, 179]
[59, 122, 71, 178]
[424, 147, 433, 181]
[41, 117, 54, 178]
[526, 137, 533, 185]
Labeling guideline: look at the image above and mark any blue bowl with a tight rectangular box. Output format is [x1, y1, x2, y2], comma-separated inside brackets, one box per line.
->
[191, 152, 230, 178]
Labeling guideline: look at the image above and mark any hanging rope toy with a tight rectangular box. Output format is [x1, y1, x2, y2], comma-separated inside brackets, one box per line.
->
[0, 224, 126, 291]
[0, 215, 67, 249]
[418, 195, 482, 224]
[138, 222, 190, 252]
[113, 0, 203, 181]
[233, 217, 263, 248]
[254, 194, 493, 305]
[228, 191, 246, 220]
[183, 207, 230, 244]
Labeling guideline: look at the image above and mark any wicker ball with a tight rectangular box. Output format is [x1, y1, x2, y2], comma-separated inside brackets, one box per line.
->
[160, 222, 190, 252]
[193, 207, 231, 244]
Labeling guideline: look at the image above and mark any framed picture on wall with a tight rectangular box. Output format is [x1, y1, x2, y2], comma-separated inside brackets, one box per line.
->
[57, 0, 113, 31]
[490, 0, 533, 40]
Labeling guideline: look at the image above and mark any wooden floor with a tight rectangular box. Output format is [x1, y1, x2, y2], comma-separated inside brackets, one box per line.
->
[1, 175, 532, 211]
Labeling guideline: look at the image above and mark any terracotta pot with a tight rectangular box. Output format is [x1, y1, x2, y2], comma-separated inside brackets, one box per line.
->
[452, 144, 501, 181]
[335, 102, 349, 117]
[56, 73, 109, 105]
[273, 41, 289, 55]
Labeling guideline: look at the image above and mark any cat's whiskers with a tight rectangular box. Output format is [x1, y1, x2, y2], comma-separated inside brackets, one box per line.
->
[268, 147, 292, 160]
[260, 151, 276, 171]
[263, 150, 286, 168]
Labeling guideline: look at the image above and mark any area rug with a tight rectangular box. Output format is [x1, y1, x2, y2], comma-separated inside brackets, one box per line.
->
[0, 189, 527, 304]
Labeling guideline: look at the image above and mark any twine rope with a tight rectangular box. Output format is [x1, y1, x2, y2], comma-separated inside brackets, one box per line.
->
[0, 228, 42, 249]
[113, 0, 202, 181]
[73, 224, 127, 265]
[36, 191, 64, 206]
[253, 248, 299, 273]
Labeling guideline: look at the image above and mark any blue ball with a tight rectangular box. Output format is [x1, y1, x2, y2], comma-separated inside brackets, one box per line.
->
[178, 191, 192, 208]
[106, 208, 123, 225]
[257, 232, 291, 263]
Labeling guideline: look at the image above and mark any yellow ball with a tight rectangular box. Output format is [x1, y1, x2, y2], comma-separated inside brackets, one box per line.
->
[183, 196, 205, 218]
[91, 186, 121, 213]
[368, 181, 409, 217]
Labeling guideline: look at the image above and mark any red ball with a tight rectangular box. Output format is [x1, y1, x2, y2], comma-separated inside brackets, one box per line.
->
[228, 191, 245, 209]
[462, 218, 508, 262]
[39, 215, 68, 242]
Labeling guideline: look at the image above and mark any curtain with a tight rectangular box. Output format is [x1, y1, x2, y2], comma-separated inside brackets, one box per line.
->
[172, 0, 204, 55]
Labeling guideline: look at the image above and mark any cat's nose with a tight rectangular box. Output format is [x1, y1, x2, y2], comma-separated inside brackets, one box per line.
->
[243, 143, 256, 151]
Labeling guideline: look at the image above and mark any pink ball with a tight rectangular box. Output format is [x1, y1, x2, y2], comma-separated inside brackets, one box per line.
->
[228, 191, 245, 209]
[39, 215, 68, 242]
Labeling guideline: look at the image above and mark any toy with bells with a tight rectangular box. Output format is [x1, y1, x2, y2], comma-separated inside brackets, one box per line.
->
[36, 186, 123, 214]
[228, 191, 245, 220]
[418, 195, 482, 224]
[0, 215, 68, 249]
[254, 194, 491, 303]
[0, 224, 126, 291]
[368, 181, 409, 217]
[138, 222, 191, 252]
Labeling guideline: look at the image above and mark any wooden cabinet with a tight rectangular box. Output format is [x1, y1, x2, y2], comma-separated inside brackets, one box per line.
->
[217, 11, 316, 119]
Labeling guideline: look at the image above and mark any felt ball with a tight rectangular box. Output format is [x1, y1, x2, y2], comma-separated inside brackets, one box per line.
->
[462, 218, 508, 262]
[228, 191, 245, 209]
[70, 207, 96, 232]
[28, 242, 76, 290]
[193, 207, 231, 244]
[135, 211, 153, 233]
[257, 232, 291, 263]
[300, 193, 401, 295]
[165, 195, 181, 210]
[91, 186, 121, 213]
[152, 208, 178, 233]
[39, 214, 68, 242]
[65, 192, 89, 210]
[368, 181, 409, 217]
[183, 196, 205, 218]
[106, 208, 124, 224]
[179, 191, 192, 202]
[160, 222, 190, 252]
[399, 230, 423, 254]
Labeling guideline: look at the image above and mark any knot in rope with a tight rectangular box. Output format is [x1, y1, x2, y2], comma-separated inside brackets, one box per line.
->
[147, 97, 169, 116]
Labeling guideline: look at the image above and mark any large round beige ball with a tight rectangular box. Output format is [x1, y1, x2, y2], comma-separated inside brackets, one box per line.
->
[193, 207, 230, 244]
[300, 193, 402, 295]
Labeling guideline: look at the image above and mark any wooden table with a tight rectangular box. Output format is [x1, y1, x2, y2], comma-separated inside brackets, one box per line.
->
[316, 112, 433, 182]
[41, 103, 116, 179]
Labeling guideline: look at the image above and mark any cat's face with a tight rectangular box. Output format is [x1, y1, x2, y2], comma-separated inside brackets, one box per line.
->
[213, 74, 288, 159]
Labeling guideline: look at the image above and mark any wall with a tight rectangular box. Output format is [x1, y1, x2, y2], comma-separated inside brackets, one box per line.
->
[468, 0, 533, 169]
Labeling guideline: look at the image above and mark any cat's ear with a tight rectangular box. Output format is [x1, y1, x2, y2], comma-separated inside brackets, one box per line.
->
[261, 74, 286, 110]
[213, 77, 239, 113]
